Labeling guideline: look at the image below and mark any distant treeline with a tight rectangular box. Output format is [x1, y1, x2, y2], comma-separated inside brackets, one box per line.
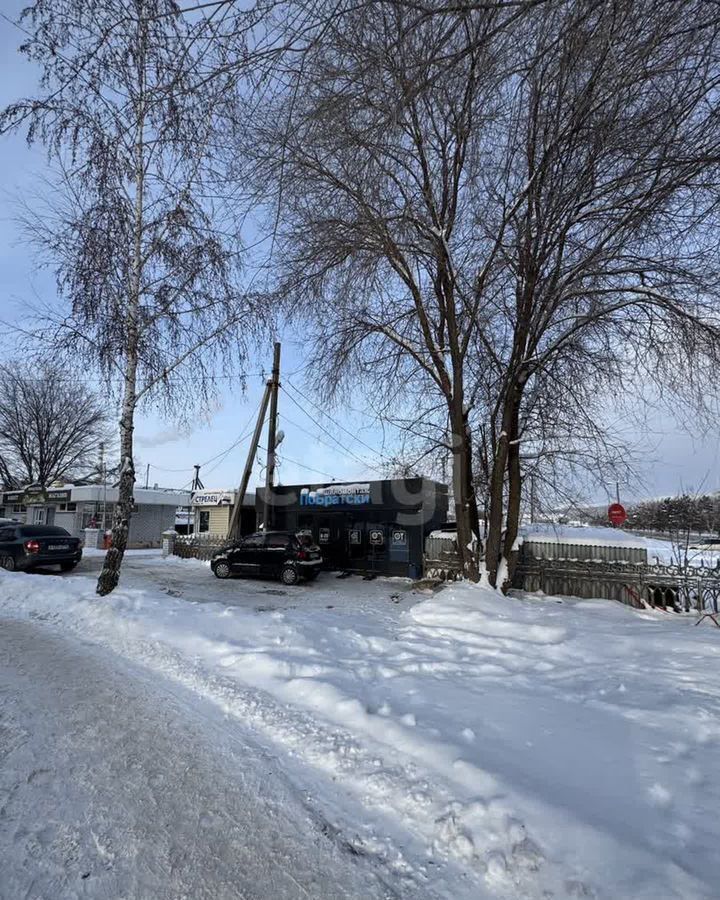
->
[590, 494, 720, 535]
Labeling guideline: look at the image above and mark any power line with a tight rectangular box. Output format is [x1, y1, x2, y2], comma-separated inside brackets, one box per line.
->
[258, 445, 337, 482]
[279, 405, 382, 476]
[280, 381, 387, 468]
[202, 424, 256, 477]
[283, 378, 388, 460]
[146, 398, 262, 478]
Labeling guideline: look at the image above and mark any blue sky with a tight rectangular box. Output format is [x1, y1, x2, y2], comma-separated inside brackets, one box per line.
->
[0, 7, 717, 505]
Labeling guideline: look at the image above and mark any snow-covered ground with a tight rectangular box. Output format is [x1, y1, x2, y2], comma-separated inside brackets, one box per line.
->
[2, 552, 720, 899]
[0, 618, 390, 900]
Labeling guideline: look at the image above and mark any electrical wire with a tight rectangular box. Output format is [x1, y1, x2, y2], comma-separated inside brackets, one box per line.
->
[282, 378, 388, 461]
[146, 396, 263, 478]
[202, 424, 256, 477]
[279, 409, 381, 476]
[280, 383, 387, 471]
[258, 445, 337, 482]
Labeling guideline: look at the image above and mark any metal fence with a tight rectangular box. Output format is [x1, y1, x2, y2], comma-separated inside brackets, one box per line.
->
[172, 534, 228, 561]
[422, 534, 720, 610]
[424, 533, 464, 581]
[522, 539, 648, 565]
[515, 556, 720, 611]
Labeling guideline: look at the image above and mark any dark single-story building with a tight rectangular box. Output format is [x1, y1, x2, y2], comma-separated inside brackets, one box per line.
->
[257, 478, 448, 577]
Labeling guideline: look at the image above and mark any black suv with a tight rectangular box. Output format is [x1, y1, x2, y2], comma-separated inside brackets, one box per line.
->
[211, 531, 322, 585]
[0, 524, 83, 572]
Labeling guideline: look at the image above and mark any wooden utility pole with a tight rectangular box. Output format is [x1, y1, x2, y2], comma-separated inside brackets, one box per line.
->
[262, 342, 281, 531]
[227, 350, 277, 540]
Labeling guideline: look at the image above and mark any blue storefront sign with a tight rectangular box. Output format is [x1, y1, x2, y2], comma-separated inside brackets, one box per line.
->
[300, 484, 371, 507]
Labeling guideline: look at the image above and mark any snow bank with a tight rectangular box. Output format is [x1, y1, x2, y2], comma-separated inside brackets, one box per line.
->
[1, 567, 719, 899]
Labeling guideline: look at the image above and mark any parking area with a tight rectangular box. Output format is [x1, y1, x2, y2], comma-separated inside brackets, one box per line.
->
[60, 549, 424, 621]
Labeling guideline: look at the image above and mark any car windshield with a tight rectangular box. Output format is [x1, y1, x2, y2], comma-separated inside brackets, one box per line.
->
[19, 525, 71, 537]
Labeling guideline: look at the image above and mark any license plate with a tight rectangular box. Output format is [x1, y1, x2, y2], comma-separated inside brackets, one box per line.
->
[49, 544, 70, 551]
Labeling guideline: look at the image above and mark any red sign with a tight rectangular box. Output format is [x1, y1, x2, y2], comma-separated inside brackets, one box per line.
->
[608, 502, 627, 526]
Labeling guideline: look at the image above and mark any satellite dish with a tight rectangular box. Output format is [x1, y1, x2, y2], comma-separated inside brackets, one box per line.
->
[275, 429, 285, 446]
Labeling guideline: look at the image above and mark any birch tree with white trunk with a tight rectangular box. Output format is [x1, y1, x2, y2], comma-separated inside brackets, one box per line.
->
[2, 0, 270, 594]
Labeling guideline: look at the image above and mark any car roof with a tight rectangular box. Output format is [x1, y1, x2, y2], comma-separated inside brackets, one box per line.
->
[18, 525, 71, 536]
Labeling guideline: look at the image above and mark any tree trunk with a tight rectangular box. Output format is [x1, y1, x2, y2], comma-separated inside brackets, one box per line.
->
[463, 412, 481, 546]
[484, 381, 525, 590]
[96, 411, 136, 595]
[483, 427, 508, 588]
[502, 397, 523, 590]
[450, 402, 480, 580]
[96, 21, 145, 596]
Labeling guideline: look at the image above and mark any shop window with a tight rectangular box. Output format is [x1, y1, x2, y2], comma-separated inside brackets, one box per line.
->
[59, 502, 77, 512]
[31, 508, 47, 525]
[81, 511, 96, 529]
[198, 510, 210, 533]
[12, 505, 25, 514]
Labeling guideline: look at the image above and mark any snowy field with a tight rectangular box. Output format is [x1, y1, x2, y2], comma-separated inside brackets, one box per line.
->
[2, 551, 720, 899]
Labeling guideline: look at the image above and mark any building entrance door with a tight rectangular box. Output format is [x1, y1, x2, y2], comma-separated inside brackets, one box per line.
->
[347, 524, 365, 563]
[31, 507, 46, 525]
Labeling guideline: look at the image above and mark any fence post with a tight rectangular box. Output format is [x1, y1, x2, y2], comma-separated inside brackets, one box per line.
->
[161, 529, 177, 559]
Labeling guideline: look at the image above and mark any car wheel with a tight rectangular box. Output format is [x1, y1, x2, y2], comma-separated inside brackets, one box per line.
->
[214, 561, 232, 579]
[1, 555, 16, 571]
[280, 565, 299, 586]
[60, 561, 77, 572]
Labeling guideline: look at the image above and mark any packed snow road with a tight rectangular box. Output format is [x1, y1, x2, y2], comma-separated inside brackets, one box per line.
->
[2, 553, 720, 899]
[0, 616, 396, 900]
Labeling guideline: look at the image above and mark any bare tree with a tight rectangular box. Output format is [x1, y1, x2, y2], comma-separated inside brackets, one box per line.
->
[2, 0, 272, 594]
[0, 364, 108, 488]
[474, 0, 720, 587]
[249, 0, 720, 588]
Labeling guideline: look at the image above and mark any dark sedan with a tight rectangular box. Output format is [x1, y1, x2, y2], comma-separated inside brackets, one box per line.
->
[0, 524, 83, 572]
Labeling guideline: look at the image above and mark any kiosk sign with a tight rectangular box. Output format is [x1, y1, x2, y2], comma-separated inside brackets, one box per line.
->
[191, 491, 234, 506]
[300, 483, 371, 507]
